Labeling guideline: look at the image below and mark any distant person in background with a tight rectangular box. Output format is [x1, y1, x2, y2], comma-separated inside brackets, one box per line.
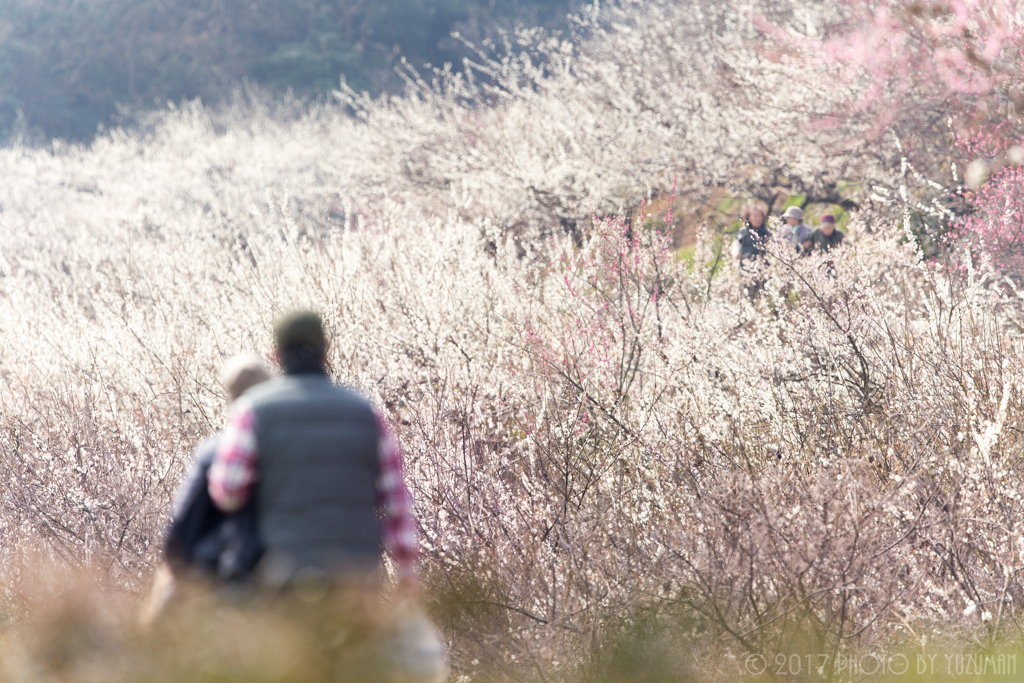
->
[778, 206, 812, 254]
[809, 213, 844, 253]
[733, 203, 771, 299]
[735, 204, 771, 262]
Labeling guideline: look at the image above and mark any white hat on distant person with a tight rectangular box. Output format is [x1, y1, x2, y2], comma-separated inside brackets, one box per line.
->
[782, 206, 803, 220]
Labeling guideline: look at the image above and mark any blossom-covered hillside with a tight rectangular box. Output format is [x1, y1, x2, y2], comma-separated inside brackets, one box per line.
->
[0, 1, 1023, 681]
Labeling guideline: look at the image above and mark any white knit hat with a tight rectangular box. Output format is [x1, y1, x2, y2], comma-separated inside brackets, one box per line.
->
[782, 206, 803, 220]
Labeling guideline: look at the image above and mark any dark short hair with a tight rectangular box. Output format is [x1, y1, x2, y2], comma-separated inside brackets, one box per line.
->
[274, 309, 325, 351]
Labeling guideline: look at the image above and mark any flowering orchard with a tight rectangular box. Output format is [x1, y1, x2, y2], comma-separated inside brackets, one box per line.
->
[0, 0, 1022, 681]
[771, 0, 1024, 278]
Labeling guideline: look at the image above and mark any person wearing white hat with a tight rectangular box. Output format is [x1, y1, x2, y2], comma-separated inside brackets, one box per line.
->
[778, 206, 812, 254]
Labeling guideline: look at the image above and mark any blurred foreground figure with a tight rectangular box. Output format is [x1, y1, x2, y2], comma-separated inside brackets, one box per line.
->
[206, 310, 444, 682]
[169, 354, 273, 578]
[209, 310, 419, 592]
[139, 355, 273, 624]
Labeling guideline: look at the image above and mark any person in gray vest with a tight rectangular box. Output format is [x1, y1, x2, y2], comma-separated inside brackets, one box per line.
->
[207, 310, 419, 595]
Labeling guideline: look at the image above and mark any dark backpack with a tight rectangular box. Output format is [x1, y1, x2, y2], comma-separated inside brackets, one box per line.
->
[165, 436, 264, 582]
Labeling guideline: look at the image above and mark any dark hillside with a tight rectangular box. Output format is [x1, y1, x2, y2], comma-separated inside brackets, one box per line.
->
[0, 0, 580, 142]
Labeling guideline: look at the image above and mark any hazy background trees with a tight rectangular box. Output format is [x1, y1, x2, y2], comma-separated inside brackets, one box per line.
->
[0, 0, 581, 142]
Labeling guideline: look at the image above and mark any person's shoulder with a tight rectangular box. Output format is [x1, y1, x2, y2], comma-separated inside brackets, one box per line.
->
[246, 375, 375, 422]
[270, 373, 373, 406]
[245, 374, 339, 412]
[243, 375, 290, 403]
[321, 381, 378, 426]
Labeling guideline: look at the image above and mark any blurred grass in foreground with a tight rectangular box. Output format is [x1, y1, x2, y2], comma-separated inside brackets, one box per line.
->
[0, 560, 419, 683]
[0, 561, 1019, 683]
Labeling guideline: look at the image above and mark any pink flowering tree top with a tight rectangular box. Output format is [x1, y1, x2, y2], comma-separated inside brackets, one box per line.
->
[765, 0, 1024, 277]
[792, 0, 1024, 130]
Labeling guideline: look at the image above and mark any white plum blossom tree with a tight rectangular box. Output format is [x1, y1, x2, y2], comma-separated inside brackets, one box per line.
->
[0, 1, 1020, 680]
